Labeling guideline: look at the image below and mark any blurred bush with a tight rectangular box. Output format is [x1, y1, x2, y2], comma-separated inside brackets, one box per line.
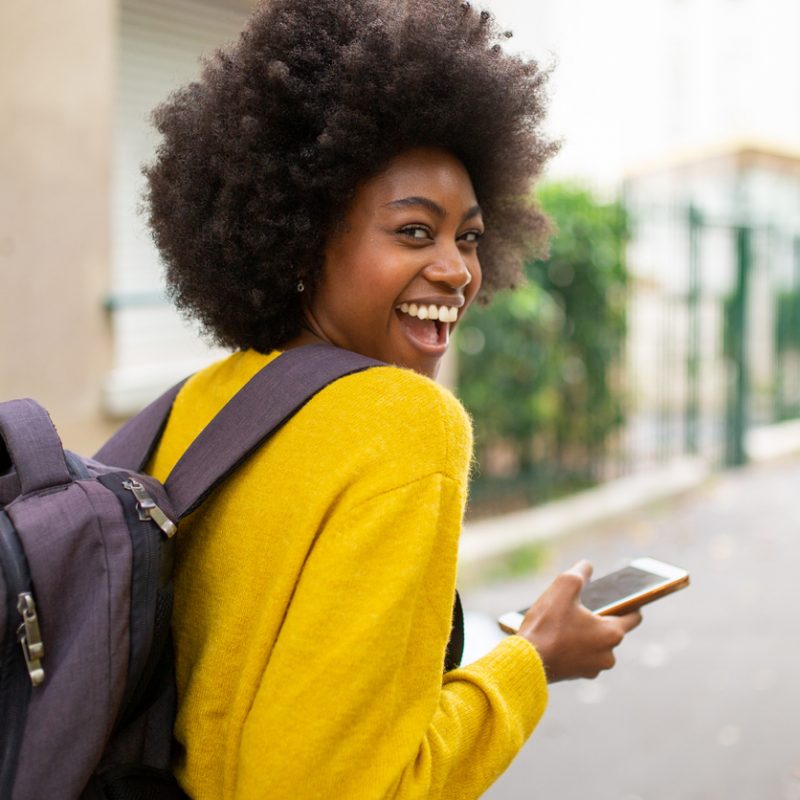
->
[774, 288, 800, 420]
[457, 183, 629, 516]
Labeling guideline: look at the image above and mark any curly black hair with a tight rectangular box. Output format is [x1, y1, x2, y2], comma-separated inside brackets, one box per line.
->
[144, 0, 557, 353]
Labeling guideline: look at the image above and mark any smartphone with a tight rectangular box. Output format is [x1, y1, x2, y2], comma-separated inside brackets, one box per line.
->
[497, 557, 690, 635]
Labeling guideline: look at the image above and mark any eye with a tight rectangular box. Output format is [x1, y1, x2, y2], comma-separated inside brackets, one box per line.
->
[398, 225, 432, 241]
[459, 230, 484, 244]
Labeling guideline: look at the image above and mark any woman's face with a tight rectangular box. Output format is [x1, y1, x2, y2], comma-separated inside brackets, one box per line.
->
[302, 147, 483, 378]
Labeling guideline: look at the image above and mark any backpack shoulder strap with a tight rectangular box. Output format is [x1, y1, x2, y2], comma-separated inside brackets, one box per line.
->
[93, 380, 188, 471]
[163, 344, 382, 520]
[95, 345, 382, 518]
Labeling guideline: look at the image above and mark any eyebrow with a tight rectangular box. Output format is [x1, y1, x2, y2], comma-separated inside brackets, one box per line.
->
[384, 196, 483, 224]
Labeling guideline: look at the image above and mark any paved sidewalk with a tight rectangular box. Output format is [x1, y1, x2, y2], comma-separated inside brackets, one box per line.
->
[461, 454, 800, 800]
[459, 419, 800, 566]
[460, 456, 709, 564]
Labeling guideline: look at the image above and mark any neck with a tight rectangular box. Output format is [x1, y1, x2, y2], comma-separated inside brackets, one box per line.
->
[282, 317, 333, 351]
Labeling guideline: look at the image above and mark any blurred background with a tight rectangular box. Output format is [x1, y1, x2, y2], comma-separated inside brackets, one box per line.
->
[2, 0, 799, 797]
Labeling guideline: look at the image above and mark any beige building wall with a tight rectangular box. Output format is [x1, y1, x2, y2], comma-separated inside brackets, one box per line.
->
[0, 1, 118, 453]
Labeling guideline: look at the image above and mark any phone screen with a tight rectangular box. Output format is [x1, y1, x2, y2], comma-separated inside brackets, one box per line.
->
[580, 565, 666, 612]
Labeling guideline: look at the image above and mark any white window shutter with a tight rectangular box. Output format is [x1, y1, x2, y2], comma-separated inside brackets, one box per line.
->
[107, 0, 251, 416]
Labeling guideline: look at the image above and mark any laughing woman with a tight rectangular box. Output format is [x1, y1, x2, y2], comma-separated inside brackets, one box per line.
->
[144, 1, 641, 797]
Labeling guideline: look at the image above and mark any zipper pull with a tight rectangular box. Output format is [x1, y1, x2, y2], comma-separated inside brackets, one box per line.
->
[122, 479, 177, 538]
[17, 592, 45, 687]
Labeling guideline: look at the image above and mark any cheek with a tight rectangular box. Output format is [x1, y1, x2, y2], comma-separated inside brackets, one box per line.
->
[315, 261, 395, 329]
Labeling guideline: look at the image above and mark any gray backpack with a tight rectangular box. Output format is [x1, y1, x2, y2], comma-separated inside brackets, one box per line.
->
[0, 345, 380, 800]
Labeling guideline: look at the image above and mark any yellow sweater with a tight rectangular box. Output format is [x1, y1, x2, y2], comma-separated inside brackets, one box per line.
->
[150, 349, 548, 800]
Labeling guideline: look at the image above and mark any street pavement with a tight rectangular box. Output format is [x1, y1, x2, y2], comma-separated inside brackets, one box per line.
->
[460, 454, 800, 800]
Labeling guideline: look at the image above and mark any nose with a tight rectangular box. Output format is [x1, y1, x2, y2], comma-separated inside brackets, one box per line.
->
[422, 247, 476, 291]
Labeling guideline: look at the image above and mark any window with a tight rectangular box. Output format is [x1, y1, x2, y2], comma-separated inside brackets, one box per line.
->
[107, 0, 250, 415]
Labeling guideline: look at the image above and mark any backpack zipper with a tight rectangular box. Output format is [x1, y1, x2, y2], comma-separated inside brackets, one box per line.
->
[0, 510, 35, 796]
[121, 479, 177, 538]
[0, 510, 45, 687]
[99, 473, 176, 725]
[17, 593, 45, 686]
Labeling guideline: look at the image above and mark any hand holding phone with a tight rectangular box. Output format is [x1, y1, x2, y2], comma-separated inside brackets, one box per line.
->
[498, 557, 689, 635]
[496, 558, 687, 682]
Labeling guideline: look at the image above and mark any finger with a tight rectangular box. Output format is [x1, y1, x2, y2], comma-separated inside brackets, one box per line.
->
[617, 610, 643, 633]
[563, 558, 593, 585]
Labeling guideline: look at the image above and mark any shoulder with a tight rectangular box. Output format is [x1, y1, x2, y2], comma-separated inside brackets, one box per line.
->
[151, 350, 281, 479]
[297, 363, 473, 487]
[154, 349, 473, 489]
[322, 363, 470, 441]
[180, 349, 471, 439]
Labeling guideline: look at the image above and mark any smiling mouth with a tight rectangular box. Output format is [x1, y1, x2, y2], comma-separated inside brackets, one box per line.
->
[395, 303, 459, 351]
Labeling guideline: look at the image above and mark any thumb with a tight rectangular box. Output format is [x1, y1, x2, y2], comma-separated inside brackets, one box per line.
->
[563, 558, 593, 586]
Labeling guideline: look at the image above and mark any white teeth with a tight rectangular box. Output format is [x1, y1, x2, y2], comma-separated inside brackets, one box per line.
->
[397, 303, 459, 323]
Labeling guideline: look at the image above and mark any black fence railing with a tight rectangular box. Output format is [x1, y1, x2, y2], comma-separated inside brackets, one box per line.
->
[459, 191, 800, 517]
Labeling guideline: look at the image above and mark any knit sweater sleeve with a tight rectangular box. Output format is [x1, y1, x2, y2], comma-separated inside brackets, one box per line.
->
[233, 374, 548, 799]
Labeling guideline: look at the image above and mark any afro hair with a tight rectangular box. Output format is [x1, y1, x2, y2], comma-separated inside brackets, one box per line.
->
[144, 0, 557, 353]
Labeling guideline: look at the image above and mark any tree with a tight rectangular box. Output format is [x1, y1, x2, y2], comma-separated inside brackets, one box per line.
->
[457, 183, 628, 509]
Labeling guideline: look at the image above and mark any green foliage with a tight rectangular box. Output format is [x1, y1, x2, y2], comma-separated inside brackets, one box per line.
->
[457, 183, 629, 510]
[775, 288, 800, 353]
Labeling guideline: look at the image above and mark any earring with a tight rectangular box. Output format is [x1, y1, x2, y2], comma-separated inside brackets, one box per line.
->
[297, 280, 305, 293]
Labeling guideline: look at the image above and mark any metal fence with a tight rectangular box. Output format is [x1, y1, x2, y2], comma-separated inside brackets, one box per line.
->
[463, 195, 800, 517]
[623, 203, 800, 471]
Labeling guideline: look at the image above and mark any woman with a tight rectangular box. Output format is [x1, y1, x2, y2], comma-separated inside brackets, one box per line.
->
[145, 1, 641, 797]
